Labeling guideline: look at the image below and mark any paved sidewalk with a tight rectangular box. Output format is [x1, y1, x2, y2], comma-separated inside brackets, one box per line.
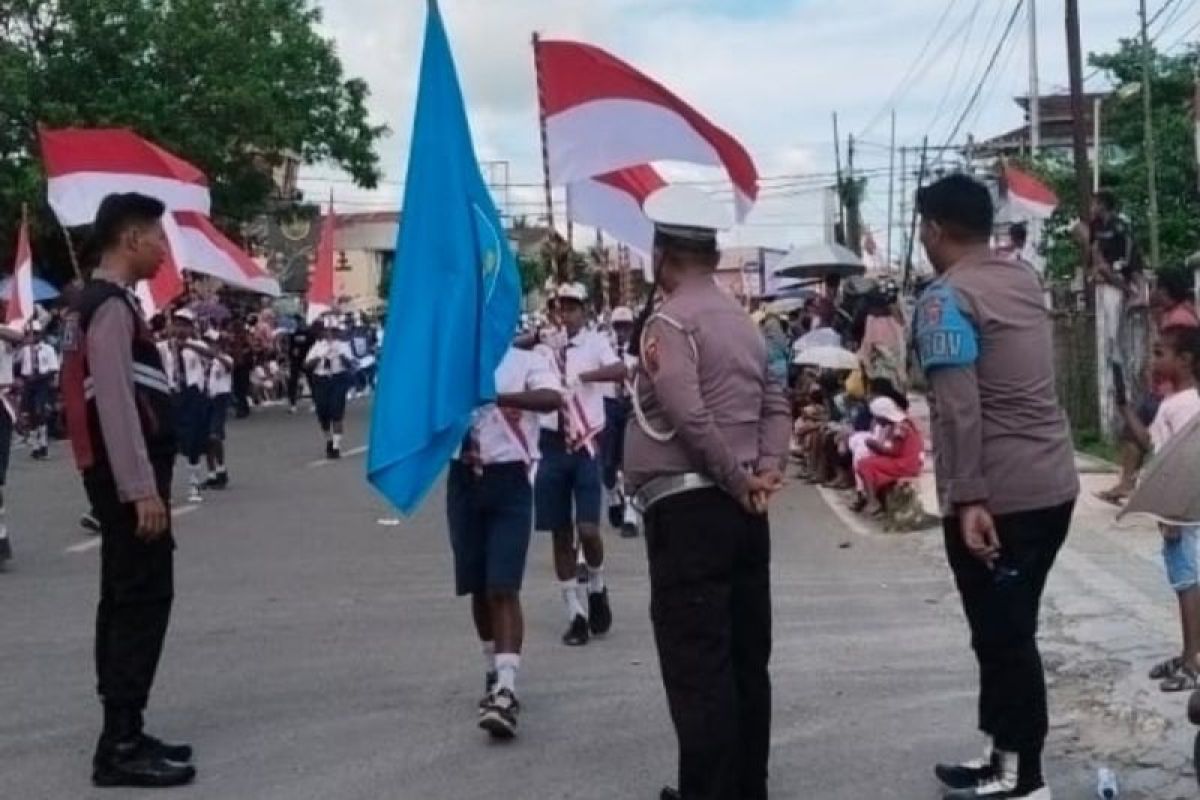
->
[818, 396, 1199, 798]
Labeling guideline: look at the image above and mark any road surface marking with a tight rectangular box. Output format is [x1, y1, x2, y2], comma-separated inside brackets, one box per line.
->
[65, 504, 200, 553]
[307, 445, 368, 469]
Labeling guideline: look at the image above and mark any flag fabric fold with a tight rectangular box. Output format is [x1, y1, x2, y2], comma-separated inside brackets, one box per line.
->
[566, 165, 664, 270]
[39, 127, 279, 299]
[535, 39, 759, 219]
[6, 212, 36, 329]
[307, 200, 336, 323]
[1003, 165, 1058, 220]
[368, 1, 521, 514]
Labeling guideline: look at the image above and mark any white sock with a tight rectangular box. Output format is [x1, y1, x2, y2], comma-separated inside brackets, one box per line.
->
[38, 426, 47, 448]
[495, 653, 520, 694]
[189, 464, 204, 488]
[332, 433, 342, 449]
[481, 640, 496, 674]
[587, 564, 606, 594]
[561, 579, 587, 620]
[216, 463, 227, 475]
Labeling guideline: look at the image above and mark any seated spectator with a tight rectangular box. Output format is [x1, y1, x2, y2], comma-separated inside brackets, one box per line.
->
[851, 397, 924, 514]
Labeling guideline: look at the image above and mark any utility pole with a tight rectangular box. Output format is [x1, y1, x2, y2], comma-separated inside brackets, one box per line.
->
[898, 146, 909, 271]
[847, 133, 862, 255]
[832, 112, 846, 245]
[1140, 0, 1162, 270]
[1029, 0, 1041, 154]
[1065, 0, 1092, 220]
[887, 110, 896, 268]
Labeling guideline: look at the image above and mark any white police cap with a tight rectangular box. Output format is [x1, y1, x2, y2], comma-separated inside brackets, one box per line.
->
[556, 282, 589, 304]
[610, 306, 635, 324]
[643, 185, 732, 242]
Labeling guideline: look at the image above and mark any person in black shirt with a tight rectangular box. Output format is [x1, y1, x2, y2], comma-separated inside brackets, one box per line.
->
[285, 315, 313, 414]
[1089, 190, 1140, 296]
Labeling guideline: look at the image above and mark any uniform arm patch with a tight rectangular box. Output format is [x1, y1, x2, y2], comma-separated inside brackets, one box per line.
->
[914, 283, 979, 370]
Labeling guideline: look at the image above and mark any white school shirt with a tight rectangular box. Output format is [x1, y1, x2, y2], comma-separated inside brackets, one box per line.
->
[207, 355, 233, 397]
[308, 339, 355, 377]
[465, 348, 561, 465]
[178, 341, 208, 390]
[157, 341, 177, 391]
[537, 329, 620, 434]
[18, 342, 59, 378]
[1150, 388, 1200, 453]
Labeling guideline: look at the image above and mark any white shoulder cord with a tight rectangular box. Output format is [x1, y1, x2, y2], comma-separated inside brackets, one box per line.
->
[630, 312, 698, 443]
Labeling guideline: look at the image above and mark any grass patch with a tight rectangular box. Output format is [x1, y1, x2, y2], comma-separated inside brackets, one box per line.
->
[1074, 429, 1119, 464]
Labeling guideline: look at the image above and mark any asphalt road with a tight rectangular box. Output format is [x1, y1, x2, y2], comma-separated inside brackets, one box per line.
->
[0, 400, 1094, 799]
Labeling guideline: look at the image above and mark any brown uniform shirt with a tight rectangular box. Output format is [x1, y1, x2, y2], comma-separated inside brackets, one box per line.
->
[624, 277, 792, 499]
[915, 252, 1079, 517]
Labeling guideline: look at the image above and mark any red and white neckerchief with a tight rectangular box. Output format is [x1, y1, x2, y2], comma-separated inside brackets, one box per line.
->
[554, 343, 602, 456]
[492, 407, 538, 482]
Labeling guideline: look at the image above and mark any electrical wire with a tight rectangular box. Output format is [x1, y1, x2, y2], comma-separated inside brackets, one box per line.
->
[936, 0, 1025, 154]
[859, 0, 965, 137]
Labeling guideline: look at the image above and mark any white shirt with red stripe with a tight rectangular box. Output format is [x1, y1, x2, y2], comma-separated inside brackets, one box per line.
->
[536, 329, 619, 438]
[467, 347, 561, 465]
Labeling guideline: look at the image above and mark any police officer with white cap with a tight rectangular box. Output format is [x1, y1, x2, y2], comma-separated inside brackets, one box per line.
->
[625, 186, 791, 800]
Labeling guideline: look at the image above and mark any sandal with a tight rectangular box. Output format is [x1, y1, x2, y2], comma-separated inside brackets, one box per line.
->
[1150, 656, 1184, 680]
[1094, 488, 1131, 507]
[1161, 666, 1199, 693]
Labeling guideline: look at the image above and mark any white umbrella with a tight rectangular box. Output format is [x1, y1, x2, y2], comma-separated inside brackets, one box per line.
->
[794, 327, 842, 351]
[767, 297, 805, 315]
[775, 243, 866, 281]
[793, 345, 860, 371]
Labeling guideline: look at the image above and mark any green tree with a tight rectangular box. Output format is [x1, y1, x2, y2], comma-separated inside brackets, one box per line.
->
[1030, 39, 1200, 280]
[0, 0, 386, 282]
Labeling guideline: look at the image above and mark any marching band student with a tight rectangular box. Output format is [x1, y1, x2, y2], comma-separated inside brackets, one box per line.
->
[533, 283, 627, 646]
[17, 320, 60, 460]
[0, 308, 22, 566]
[168, 310, 212, 503]
[450, 334, 563, 739]
[305, 319, 356, 459]
[204, 329, 234, 490]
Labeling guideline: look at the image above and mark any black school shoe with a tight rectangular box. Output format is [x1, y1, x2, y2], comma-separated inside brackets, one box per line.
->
[479, 671, 498, 715]
[92, 738, 196, 788]
[478, 688, 520, 739]
[936, 753, 998, 789]
[140, 733, 193, 764]
[80, 513, 102, 535]
[562, 614, 589, 646]
[942, 781, 1051, 799]
[588, 588, 612, 635]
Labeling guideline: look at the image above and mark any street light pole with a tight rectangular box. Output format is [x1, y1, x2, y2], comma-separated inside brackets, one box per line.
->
[1029, 0, 1041, 154]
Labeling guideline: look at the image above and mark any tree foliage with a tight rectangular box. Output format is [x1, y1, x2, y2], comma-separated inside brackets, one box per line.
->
[1030, 39, 1200, 280]
[0, 0, 386, 283]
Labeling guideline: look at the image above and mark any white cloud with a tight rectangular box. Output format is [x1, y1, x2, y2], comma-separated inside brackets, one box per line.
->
[308, 0, 1176, 249]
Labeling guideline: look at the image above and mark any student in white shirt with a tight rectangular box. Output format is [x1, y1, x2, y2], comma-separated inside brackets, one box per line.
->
[450, 340, 562, 740]
[168, 309, 215, 503]
[203, 328, 234, 490]
[533, 283, 627, 646]
[17, 321, 60, 460]
[600, 306, 639, 538]
[0, 312, 24, 567]
[305, 319, 356, 459]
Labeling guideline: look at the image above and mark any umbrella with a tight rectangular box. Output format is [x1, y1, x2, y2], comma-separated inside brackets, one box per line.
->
[767, 297, 805, 315]
[0, 275, 59, 303]
[774, 243, 866, 281]
[793, 345, 860, 371]
[794, 327, 842, 351]
[1119, 413, 1200, 525]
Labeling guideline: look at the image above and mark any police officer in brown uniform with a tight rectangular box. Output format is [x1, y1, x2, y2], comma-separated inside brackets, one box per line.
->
[625, 186, 792, 800]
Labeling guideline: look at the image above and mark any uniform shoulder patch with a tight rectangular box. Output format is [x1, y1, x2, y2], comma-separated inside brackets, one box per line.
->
[914, 281, 979, 371]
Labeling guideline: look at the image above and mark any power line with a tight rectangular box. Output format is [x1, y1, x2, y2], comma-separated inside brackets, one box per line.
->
[936, 0, 1026, 154]
[926, 0, 1013, 142]
[859, 0, 965, 137]
[926, 0, 988, 132]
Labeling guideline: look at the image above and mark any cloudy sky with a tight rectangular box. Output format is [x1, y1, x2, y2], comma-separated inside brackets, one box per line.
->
[305, 0, 1196, 256]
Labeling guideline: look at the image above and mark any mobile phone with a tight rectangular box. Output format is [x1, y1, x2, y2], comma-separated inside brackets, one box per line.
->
[1111, 362, 1128, 408]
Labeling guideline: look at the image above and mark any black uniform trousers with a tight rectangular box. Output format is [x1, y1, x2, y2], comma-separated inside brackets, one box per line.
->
[943, 501, 1073, 755]
[85, 458, 175, 713]
[645, 487, 772, 800]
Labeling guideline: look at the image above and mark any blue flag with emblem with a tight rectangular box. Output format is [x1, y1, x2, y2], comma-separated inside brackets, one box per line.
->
[368, 0, 521, 514]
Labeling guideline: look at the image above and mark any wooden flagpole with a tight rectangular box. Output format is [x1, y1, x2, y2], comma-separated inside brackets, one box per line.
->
[531, 32, 556, 232]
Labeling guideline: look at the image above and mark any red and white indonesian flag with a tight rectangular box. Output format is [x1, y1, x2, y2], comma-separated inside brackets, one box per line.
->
[5, 213, 35, 329]
[39, 128, 280, 301]
[535, 39, 759, 220]
[307, 202, 336, 324]
[1003, 165, 1058, 220]
[566, 165, 665, 273]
